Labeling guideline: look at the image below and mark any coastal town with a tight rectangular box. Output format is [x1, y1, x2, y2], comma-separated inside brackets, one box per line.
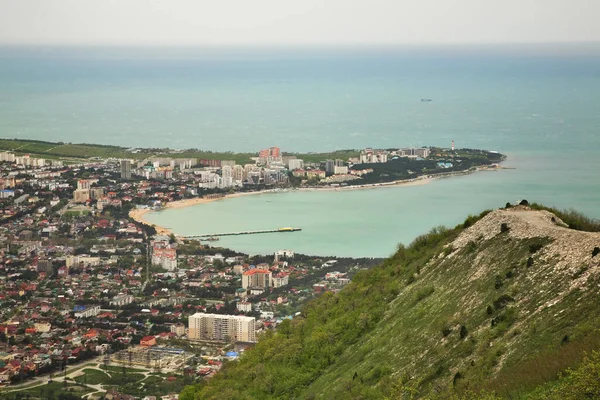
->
[0, 140, 502, 399]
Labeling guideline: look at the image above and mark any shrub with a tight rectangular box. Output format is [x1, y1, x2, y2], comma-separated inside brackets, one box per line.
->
[466, 241, 477, 253]
[453, 371, 463, 386]
[494, 275, 504, 289]
[527, 257, 534, 267]
[486, 305, 494, 315]
[529, 242, 545, 254]
[500, 223, 510, 233]
[593, 247, 600, 257]
[493, 294, 515, 311]
[442, 324, 452, 337]
[505, 202, 512, 209]
[413, 286, 435, 304]
[460, 325, 468, 339]
[519, 199, 529, 206]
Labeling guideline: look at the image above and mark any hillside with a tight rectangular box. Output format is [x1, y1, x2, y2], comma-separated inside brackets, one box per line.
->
[0, 138, 357, 165]
[180, 205, 600, 400]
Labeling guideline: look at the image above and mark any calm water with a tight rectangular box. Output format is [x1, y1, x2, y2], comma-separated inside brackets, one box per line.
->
[1, 46, 599, 256]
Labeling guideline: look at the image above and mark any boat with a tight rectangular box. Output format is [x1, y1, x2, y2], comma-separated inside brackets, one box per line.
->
[421, 98, 432, 102]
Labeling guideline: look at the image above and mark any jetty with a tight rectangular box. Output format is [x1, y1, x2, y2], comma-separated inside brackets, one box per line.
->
[184, 227, 301, 239]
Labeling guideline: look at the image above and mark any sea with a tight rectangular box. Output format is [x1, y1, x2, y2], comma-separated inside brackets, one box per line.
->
[1, 44, 599, 257]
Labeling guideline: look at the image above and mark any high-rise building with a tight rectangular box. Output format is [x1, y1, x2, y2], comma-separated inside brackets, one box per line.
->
[77, 180, 90, 190]
[325, 159, 335, 175]
[288, 158, 304, 170]
[120, 160, 132, 180]
[73, 189, 90, 203]
[242, 269, 272, 289]
[188, 313, 256, 343]
[233, 165, 244, 182]
[258, 147, 282, 164]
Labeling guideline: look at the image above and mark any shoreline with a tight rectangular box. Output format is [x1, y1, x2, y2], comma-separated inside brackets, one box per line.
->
[128, 169, 489, 235]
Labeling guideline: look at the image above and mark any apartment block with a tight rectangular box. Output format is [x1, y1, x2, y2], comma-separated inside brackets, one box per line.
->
[188, 313, 256, 343]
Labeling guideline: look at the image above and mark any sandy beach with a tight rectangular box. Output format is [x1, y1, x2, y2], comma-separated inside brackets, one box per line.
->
[128, 191, 264, 235]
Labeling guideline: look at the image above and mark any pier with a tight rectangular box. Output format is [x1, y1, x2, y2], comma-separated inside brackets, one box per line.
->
[184, 227, 301, 239]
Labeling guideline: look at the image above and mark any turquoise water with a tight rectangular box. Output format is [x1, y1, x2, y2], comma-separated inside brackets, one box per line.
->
[1, 46, 599, 256]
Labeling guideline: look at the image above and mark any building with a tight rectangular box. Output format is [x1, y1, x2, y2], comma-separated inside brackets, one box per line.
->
[188, 313, 256, 343]
[34, 322, 51, 333]
[74, 305, 101, 318]
[121, 160, 132, 180]
[66, 255, 100, 268]
[274, 249, 294, 261]
[242, 269, 272, 289]
[325, 159, 335, 175]
[333, 165, 348, 175]
[236, 302, 252, 313]
[77, 180, 91, 190]
[272, 273, 289, 288]
[110, 294, 135, 307]
[140, 336, 157, 347]
[306, 169, 325, 179]
[36, 258, 53, 276]
[152, 246, 177, 271]
[258, 147, 282, 164]
[287, 158, 304, 170]
[400, 147, 430, 158]
[73, 189, 90, 203]
[170, 323, 186, 337]
[90, 187, 105, 200]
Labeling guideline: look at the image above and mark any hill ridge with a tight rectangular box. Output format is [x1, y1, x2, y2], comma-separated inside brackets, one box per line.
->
[182, 205, 600, 400]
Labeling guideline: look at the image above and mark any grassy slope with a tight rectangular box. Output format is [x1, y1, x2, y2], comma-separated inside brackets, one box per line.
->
[181, 208, 600, 400]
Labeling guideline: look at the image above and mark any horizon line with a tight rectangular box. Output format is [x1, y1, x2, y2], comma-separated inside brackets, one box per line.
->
[1, 40, 600, 49]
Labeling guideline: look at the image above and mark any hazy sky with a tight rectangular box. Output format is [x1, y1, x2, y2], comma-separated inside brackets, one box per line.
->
[0, 0, 598, 46]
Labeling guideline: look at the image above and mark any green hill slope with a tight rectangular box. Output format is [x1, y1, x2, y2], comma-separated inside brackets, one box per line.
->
[181, 205, 600, 400]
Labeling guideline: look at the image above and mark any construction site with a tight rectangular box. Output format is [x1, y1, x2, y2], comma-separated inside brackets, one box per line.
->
[110, 346, 193, 371]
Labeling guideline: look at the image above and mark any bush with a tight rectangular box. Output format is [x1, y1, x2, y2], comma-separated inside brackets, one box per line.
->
[442, 325, 452, 337]
[459, 325, 468, 339]
[493, 294, 515, 311]
[466, 241, 477, 253]
[519, 199, 529, 206]
[500, 223, 510, 233]
[593, 247, 600, 257]
[529, 242, 545, 253]
[413, 286, 435, 304]
[453, 371, 463, 386]
[486, 305, 494, 315]
[527, 257, 534, 267]
[494, 275, 504, 289]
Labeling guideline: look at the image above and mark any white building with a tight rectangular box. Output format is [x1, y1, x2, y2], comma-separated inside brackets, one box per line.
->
[274, 249, 294, 261]
[236, 301, 252, 313]
[66, 255, 101, 268]
[170, 323, 186, 337]
[109, 294, 135, 307]
[287, 158, 304, 170]
[272, 274, 289, 288]
[74, 305, 101, 318]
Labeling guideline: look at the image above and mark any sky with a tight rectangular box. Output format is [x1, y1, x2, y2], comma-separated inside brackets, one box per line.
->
[0, 0, 598, 46]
